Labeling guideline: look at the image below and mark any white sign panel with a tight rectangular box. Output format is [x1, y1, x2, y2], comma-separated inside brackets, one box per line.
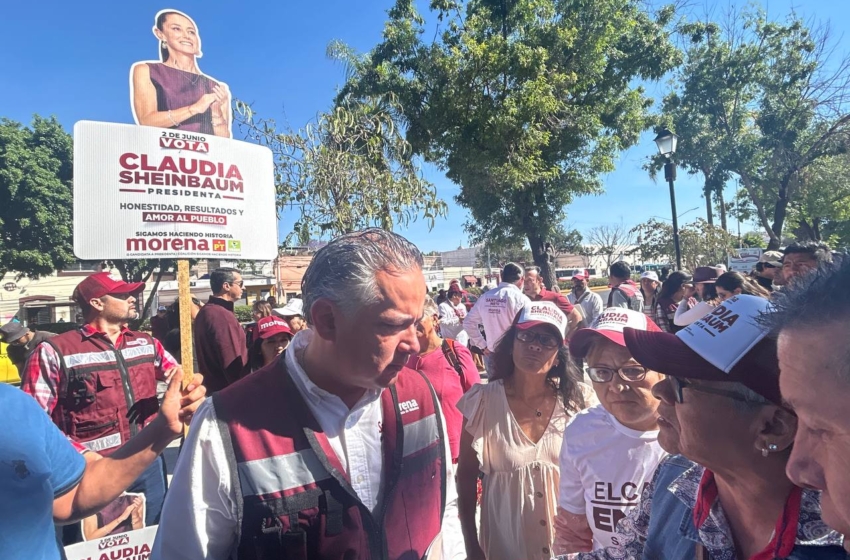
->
[65, 526, 156, 560]
[73, 121, 276, 260]
[728, 248, 762, 273]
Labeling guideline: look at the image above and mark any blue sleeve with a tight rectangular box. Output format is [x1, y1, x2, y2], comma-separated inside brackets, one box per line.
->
[40, 405, 86, 498]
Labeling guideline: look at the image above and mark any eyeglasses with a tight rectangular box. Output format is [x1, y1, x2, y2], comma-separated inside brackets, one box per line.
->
[227, 280, 244, 287]
[587, 365, 648, 383]
[669, 376, 752, 404]
[515, 329, 562, 348]
[106, 292, 134, 301]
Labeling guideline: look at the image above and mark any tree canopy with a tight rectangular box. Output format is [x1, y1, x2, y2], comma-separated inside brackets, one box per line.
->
[0, 116, 75, 279]
[235, 94, 446, 245]
[659, 8, 850, 249]
[632, 218, 739, 271]
[338, 0, 679, 286]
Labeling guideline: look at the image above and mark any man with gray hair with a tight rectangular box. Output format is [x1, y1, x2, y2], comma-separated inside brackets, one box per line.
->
[154, 228, 455, 560]
[763, 255, 850, 543]
[463, 262, 530, 373]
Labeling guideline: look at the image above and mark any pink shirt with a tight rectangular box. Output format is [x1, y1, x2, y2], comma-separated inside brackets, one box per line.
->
[406, 341, 481, 460]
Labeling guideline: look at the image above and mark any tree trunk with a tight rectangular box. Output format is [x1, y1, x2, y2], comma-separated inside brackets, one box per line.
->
[704, 184, 714, 226]
[718, 187, 727, 231]
[769, 192, 790, 251]
[527, 233, 557, 289]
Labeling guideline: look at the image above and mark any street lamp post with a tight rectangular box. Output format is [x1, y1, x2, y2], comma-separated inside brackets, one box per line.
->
[653, 129, 682, 270]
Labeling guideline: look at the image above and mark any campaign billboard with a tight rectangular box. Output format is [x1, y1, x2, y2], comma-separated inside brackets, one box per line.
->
[728, 248, 763, 273]
[73, 121, 276, 259]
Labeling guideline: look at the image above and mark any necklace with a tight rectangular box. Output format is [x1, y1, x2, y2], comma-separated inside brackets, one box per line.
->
[168, 59, 201, 85]
[506, 381, 551, 417]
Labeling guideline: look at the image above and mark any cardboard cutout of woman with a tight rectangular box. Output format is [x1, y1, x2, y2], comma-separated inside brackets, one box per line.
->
[130, 9, 232, 138]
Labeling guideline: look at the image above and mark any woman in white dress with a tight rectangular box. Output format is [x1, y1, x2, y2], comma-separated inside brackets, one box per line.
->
[456, 301, 596, 560]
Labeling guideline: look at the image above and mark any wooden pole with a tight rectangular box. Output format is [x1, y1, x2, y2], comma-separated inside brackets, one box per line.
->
[176, 259, 194, 436]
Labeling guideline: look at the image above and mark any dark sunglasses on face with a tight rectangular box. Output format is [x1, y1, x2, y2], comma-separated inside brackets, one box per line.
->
[587, 365, 648, 383]
[669, 376, 752, 404]
[227, 280, 244, 287]
[106, 292, 134, 301]
[515, 329, 561, 348]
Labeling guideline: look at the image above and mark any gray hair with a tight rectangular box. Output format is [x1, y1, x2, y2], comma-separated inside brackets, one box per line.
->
[423, 295, 439, 319]
[301, 228, 424, 324]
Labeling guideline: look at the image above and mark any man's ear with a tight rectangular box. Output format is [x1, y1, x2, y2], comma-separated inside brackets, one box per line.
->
[309, 299, 338, 342]
[90, 297, 106, 312]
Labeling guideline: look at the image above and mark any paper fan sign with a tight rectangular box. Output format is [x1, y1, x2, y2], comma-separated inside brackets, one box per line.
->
[130, 9, 232, 138]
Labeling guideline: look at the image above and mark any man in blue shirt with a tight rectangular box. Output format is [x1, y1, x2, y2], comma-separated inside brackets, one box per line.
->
[0, 369, 205, 559]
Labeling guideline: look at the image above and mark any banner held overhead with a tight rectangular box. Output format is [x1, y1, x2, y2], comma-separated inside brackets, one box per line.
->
[73, 120, 276, 260]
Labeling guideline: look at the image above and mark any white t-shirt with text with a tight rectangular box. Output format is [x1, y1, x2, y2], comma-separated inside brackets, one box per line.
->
[558, 404, 667, 549]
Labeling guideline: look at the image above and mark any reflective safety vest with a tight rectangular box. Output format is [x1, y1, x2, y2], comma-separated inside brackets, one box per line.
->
[608, 280, 645, 312]
[46, 329, 160, 456]
[213, 359, 447, 560]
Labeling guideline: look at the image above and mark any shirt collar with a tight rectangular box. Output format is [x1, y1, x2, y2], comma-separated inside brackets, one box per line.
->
[206, 296, 235, 311]
[80, 323, 132, 339]
[285, 329, 382, 411]
[667, 462, 844, 550]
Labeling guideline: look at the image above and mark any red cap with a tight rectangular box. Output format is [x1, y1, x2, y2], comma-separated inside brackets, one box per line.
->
[569, 308, 661, 359]
[72, 272, 145, 304]
[572, 270, 589, 280]
[257, 316, 293, 339]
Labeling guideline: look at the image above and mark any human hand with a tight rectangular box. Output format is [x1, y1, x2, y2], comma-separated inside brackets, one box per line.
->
[190, 92, 218, 115]
[157, 368, 206, 438]
[130, 497, 143, 527]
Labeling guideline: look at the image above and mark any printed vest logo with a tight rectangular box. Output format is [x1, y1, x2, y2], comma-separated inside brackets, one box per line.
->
[399, 399, 420, 414]
[125, 338, 150, 347]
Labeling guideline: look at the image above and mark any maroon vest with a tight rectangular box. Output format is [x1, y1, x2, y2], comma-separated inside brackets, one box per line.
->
[46, 328, 159, 456]
[213, 359, 447, 560]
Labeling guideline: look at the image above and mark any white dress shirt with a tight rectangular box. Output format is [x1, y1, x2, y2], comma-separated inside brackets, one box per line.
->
[462, 282, 530, 352]
[152, 329, 457, 560]
[438, 300, 470, 346]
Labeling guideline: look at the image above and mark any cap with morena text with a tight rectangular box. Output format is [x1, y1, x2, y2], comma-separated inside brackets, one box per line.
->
[623, 295, 781, 404]
[516, 301, 567, 340]
[72, 272, 145, 305]
[569, 307, 661, 359]
[257, 316, 293, 340]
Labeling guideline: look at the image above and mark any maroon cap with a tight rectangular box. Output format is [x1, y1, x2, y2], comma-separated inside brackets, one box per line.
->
[624, 329, 780, 405]
[72, 273, 145, 304]
[572, 271, 589, 280]
[693, 266, 723, 284]
[257, 316, 293, 339]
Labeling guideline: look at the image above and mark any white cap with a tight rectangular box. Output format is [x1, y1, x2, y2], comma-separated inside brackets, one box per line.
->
[640, 271, 659, 282]
[273, 298, 304, 318]
[516, 301, 567, 339]
[676, 294, 771, 374]
[570, 307, 661, 358]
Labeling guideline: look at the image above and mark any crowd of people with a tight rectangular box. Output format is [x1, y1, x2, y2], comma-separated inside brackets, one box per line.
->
[1, 230, 848, 560]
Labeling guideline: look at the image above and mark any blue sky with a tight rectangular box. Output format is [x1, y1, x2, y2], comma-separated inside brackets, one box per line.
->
[2, 0, 847, 252]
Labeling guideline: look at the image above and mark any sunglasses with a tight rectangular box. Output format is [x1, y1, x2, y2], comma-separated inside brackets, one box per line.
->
[106, 292, 134, 301]
[669, 376, 752, 404]
[515, 329, 561, 348]
[587, 365, 648, 383]
[227, 280, 244, 287]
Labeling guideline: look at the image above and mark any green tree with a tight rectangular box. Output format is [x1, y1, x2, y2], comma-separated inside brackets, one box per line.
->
[0, 116, 75, 279]
[339, 0, 679, 287]
[632, 218, 738, 272]
[234, 94, 446, 244]
[788, 153, 850, 247]
[585, 223, 636, 272]
[662, 8, 850, 249]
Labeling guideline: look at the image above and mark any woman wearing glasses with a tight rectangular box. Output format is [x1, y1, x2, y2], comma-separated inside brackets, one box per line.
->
[553, 308, 668, 553]
[456, 301, 595, 560]
[556, 295, 845, 560]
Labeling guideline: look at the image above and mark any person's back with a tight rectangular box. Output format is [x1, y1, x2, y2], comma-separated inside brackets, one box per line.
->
[463, 263, 530, 369]
[607, 262, 643, 312]
[193, 268, 248, 393]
